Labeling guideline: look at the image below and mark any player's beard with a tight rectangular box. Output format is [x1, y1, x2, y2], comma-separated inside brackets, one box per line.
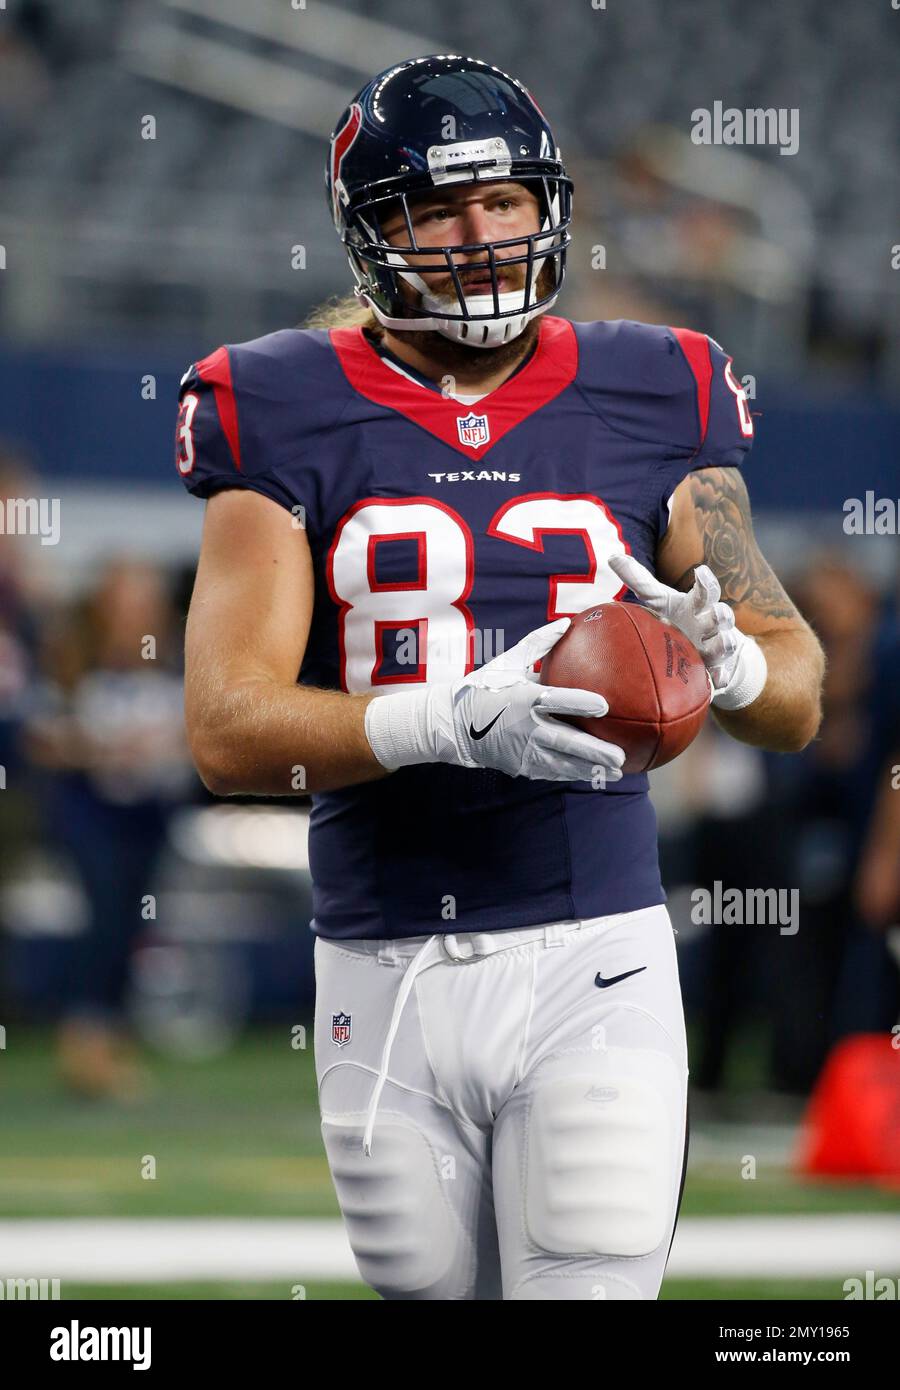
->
[394, 261, 554, 375]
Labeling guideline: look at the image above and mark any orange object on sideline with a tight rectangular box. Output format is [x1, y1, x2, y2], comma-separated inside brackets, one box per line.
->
[795, 1033, 900, 1178]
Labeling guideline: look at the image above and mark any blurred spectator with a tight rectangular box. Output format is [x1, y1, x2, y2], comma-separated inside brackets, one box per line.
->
[0, 445, 48, 1014]
[854, 751, 900, 933]
[25, 559, 194, 1100]
[770, 557, 900, 1090]
[663, 720, 792, 1094]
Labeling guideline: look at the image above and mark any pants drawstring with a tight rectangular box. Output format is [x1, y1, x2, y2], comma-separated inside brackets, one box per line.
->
[362, 934, 443, 1156]
[361, 921, 586, 1156]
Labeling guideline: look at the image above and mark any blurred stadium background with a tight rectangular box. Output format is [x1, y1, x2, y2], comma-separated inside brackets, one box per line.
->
[0, 0, 898, 1300]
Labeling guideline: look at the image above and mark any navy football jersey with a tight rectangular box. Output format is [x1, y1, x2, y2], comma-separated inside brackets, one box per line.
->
[175, 316, 754, 939]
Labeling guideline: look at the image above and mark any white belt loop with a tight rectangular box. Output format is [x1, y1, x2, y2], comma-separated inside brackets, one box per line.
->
[363, 934, 443, 1157]
[544, 920, 575, 948]
[442, 933, 478, 962]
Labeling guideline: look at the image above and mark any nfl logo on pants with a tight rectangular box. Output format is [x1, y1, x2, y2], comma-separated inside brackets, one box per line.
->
[331, 1012, 352, 1047]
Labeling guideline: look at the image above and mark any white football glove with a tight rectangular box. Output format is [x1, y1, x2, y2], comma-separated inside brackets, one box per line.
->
[607, 554, 767, 711]
[365, 617, 625, 785]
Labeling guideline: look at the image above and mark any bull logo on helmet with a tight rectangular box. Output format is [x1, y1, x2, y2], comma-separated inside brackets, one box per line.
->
[329, 102, 363, 231]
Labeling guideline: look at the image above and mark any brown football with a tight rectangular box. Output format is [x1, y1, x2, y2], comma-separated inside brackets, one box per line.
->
[539, 601, 711, 773]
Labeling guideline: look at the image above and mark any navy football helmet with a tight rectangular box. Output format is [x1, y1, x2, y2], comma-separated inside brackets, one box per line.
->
[325, 54, 573, 348]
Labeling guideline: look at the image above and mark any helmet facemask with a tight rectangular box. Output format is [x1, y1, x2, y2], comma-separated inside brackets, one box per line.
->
[342, 158, 572, 349]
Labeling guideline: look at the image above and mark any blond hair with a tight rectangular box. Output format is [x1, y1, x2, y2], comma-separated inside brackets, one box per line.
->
[303, 291, 383, 336]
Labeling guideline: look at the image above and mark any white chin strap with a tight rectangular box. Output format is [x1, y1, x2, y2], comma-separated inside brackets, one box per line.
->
[362, 286, 555, 348]
[361, 215, 561, 349]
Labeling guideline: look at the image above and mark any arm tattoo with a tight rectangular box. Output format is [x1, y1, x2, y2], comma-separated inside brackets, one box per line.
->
[674, 468, 797, 620]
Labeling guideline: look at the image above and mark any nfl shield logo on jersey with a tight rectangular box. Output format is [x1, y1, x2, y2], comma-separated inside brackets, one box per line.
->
[456, 412, 490, 448]
[331, 1012, 352, 1047]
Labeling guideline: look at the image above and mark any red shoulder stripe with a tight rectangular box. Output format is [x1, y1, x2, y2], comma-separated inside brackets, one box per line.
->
[196, 346, 242, 471]
[670, 327, 712, 447]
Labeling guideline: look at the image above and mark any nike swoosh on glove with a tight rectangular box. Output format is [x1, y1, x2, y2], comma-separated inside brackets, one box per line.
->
[365, 617, 626, 785]
[607, 553, 767, 711]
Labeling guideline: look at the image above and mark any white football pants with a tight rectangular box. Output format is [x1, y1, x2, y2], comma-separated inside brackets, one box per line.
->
[313, 903, 689, 1300]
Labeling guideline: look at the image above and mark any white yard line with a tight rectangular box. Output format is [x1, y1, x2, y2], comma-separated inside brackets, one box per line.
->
[670, 1215, 900, 1278]
[0, 1215, 897, 1285]
[0, 1219, 356, 1283]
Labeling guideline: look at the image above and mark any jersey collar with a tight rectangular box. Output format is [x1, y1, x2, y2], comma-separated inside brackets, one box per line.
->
[368, 329, 537, 399]
[329, 315, 578, 460]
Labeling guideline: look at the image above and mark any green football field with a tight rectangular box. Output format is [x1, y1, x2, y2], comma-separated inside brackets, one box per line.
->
[1, 1024, 897, 1300]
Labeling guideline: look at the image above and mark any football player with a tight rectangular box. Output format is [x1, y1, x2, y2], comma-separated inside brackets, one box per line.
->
[176, 55, 824, 1300]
